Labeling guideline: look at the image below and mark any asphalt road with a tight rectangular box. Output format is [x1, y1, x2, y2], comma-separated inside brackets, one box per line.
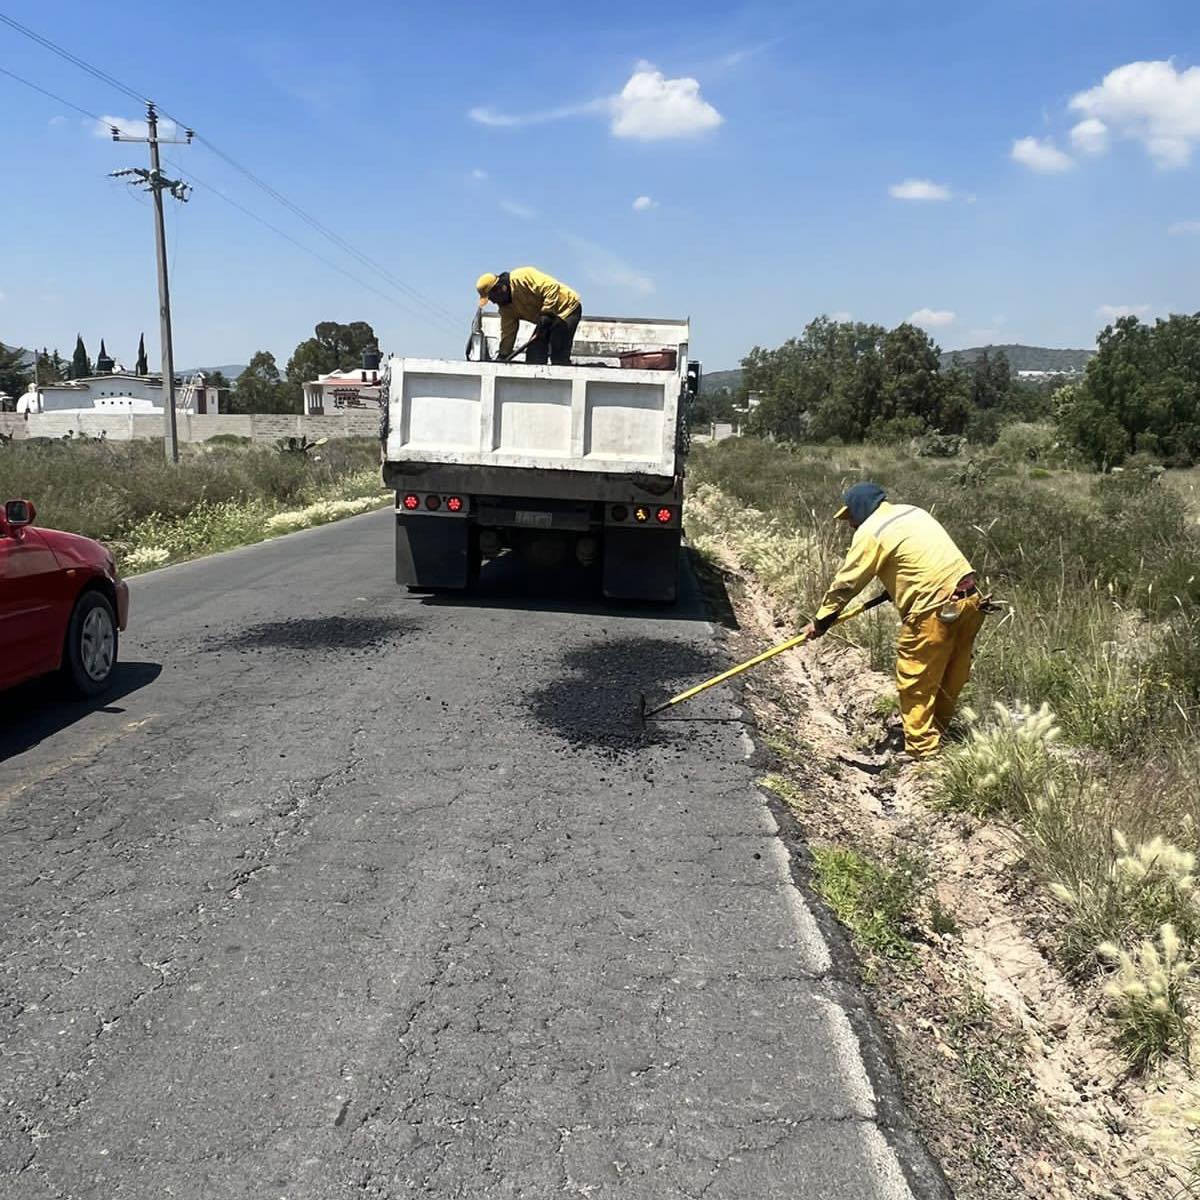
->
[1, 509, 941, 1199]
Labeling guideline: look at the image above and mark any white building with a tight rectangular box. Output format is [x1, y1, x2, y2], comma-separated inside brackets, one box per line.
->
[302, 366, 383, 415]
[303, 348, 384, 414]
[18, 372, 223, 415]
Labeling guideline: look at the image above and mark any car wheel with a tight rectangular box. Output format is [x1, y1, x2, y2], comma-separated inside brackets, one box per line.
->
[64, 590, 119, 697]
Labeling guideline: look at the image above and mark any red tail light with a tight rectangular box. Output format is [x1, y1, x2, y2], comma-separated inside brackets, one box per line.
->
[425, 494, 442, 511]
[446, 496, 463, 513]
[656, 507, 673, 524]
[402, 493, 420, 510]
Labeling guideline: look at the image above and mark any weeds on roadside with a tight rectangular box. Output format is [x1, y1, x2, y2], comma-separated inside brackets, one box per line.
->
[1041, 819, 1200, 977]
[931, 702, 1061, 818]
[1099, 925, 1195, 1073]
[812, 844, 929, 961]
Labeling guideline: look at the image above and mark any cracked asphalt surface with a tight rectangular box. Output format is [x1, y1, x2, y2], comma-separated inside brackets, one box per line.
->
[1, 508, 936, 1198]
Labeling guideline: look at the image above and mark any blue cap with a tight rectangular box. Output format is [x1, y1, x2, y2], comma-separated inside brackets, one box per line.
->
[835, 482, 886, 524]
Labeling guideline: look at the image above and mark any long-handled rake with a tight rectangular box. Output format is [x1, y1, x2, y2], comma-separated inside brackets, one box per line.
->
[637, 592, 890, 725]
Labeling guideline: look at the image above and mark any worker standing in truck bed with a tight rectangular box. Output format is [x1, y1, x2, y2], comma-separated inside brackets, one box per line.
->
[476, 268, 583, 365]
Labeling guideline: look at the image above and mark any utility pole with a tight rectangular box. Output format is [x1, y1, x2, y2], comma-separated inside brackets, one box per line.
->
[111, 103, 193, 463]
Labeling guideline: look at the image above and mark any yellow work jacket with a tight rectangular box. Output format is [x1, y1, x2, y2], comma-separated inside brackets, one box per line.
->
[498, 267, 581, 357]
[815, 502, 973, 623]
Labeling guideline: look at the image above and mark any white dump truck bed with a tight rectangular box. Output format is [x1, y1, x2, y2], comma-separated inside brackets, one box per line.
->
[383, 316, 689, 479]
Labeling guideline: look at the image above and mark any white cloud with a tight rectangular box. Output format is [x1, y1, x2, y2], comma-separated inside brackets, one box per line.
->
[632, 195, 657, 211]
[1098, 304, 1152, 322]
[1169, 220, 1200, 235]
[610, 63, 723, 140]
[94, 113, 179, 140]
[908, 308, 956, 328]
[1069, 60, 1200, 168]
[471, 168, 489, 180]
[563, 234, 654, 294]
[499, 200, 535, 220]
[831, 311, 853, 322]
[48, 115, 67, 128]
[1070, 117, 1109, 156]
[888, 178, 952, 201]
[1011, 136, 1074, 173]
[470, 63, 722, 142]
[468, 100, 606, 128]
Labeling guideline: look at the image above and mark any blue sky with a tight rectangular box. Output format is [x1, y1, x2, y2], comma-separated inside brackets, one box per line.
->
[1, 0, 1198, 371]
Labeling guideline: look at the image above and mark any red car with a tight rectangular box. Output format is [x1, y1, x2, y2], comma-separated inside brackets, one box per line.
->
[0, 498, 130, 696]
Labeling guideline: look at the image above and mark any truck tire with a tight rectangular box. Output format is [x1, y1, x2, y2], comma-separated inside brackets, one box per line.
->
[63, 589, 119, 697]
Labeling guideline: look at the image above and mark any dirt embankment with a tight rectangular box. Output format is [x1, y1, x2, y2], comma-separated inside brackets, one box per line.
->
[708, 558, 1200, 1200]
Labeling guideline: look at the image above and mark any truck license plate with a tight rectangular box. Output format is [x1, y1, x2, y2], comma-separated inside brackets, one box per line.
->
[515, 510, 553, 528]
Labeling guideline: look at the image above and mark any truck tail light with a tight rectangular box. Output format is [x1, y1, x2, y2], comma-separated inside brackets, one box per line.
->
[402, 493, 420, 510]
[633, 506, 650, 523]
[656, 507, 673, 524]
[610, 504, 628, 522]
[425, 494, 442, 511]
[446, 496, 463, 513]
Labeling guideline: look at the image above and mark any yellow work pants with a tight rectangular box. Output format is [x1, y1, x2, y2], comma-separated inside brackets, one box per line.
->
[895, 593, 984, 758]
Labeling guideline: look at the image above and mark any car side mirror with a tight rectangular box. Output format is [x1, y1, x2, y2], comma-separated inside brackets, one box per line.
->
[4, 499, 35, 527]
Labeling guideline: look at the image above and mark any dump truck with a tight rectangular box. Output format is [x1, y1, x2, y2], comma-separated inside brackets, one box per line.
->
[381, 314, 699, 602]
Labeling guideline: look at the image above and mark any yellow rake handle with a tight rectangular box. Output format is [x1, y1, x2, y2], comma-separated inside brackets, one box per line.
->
[646, 592, 888, 719]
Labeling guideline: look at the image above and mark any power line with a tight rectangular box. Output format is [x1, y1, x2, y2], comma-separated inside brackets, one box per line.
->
[0, 62, 104, 122]
[0, 10, 465, 335]
[0, 11, 146, 104]
[164, 158, 453, 325]
[183, 134, 464, 330]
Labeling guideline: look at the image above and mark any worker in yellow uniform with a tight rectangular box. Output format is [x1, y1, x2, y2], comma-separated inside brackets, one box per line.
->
[802, 482, 985, 759]
[476, 267, 583, 365]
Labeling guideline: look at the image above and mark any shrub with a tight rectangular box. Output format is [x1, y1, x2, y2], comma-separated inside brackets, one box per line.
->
[992, 422, 1058, 465]
[1099, 924, 1194, 1073]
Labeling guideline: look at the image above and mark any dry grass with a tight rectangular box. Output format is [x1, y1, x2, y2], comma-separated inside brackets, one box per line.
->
[1, 437, 386, 571]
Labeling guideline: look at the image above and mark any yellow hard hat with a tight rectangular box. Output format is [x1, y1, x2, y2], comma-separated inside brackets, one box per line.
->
[476, 272, 499, 306]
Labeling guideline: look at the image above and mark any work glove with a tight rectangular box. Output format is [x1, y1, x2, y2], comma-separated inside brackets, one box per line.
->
[802, 613, 834, 641]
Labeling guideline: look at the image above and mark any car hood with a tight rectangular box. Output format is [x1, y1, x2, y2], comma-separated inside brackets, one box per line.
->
[35, 527, 115, 571]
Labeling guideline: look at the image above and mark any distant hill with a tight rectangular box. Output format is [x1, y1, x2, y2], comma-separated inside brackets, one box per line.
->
[699, 368, 743, 394]
[940, 344, 1093, 373]
[0, 342, 34, 367]
[178, 363, 248, 379]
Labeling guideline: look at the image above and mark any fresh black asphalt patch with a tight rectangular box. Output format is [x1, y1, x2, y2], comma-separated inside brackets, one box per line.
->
[527, 634, 724, 758]
[203, 614, 415, 656]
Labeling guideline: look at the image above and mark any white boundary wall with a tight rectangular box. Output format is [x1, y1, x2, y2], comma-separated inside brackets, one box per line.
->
[0, 411, 380, 443]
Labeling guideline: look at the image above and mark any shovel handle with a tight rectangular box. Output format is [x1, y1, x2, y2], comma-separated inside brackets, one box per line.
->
[644, 591, 889, 720]
[502, 334, 540, 363]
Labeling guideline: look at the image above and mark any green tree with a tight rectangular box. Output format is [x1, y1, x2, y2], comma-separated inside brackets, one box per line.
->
[285, 320, 378, 390]
[0, 341, 30, 408]
[71, 334, 91, 379]
[229, 350, 294, 414]
[35, 347, 68, 386]
[1058, 314, 1200, 468]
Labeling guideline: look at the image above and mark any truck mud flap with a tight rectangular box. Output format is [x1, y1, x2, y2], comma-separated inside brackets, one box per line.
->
[396, 516, 471, 589]
[602, 528, 680, 603]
